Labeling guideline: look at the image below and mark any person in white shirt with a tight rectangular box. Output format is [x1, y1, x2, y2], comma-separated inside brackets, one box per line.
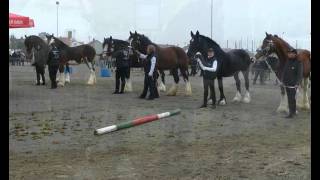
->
[134, 44, 159, 100]
[197, 48, 218, 108]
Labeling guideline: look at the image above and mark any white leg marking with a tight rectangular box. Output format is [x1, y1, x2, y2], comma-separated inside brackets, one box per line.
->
[242, 90, 251, 103]
[58, 73, 65, 87]
[167, 83, 178, 96]
[65, 72, 70, 83]
[232, 91, 242, 102]
[185, 81, 192, 96]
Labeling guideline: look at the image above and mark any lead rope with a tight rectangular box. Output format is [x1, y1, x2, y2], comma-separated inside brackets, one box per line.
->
[261, 57, 297, 89]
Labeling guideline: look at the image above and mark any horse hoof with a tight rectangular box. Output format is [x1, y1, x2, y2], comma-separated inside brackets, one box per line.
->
[58, 83, 64, 87]
[242, 97, 251, 103]
[218, 99, 226, 105]
[276, 107, 289, 113]
[232, 98, 241, 103]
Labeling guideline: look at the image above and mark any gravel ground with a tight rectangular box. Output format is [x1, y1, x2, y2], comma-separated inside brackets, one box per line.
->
[9, 65, 310, 180]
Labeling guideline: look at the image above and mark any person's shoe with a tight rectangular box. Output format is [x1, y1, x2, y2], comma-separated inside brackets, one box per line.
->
[285, 114, 294, 118]
[113, 91, 120, 94]
[139, 95, 146, 99]
[42, 82, 46, 85]
[147, 96, 154, 100]
[199, 104, 207, 108]
[119, 91, 124, 94]
[50, 86, 57, 89]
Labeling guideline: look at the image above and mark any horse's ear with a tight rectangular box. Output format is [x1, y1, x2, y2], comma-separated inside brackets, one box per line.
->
[25, 35, 27, 38]
[135, 31, 137, 35]
[191, 31, 194, 37]
[265, 32, 269, 36]
[130, 31, 132, 36]
[196, 31, 199, 36]
[110, 36, 112, 40]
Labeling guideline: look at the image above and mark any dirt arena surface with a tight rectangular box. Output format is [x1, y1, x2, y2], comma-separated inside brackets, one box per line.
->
[9, 65, 310, 179]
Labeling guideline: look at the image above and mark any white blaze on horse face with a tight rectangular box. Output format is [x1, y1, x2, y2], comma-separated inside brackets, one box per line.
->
[48, 38, 55, 46]
[103, 44, 108, 52]
[129, 38, 133, 46]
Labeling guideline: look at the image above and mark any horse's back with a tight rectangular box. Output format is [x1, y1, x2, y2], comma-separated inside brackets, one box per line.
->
[159, 46, 189, 70]
[226, 49, 251, 71]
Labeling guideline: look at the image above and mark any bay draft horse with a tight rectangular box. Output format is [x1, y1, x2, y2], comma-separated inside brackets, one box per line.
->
[46, 34, 96, 86]
[102, 36, 167, 92]
[255, 32, 311, 112]
[128, 31, 192, 96]
[187, 31, 252, 104]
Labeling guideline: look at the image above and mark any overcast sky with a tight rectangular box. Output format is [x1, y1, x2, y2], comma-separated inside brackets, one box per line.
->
[9, 0, 311, 50]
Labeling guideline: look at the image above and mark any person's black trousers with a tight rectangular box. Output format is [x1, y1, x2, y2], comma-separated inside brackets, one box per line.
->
[35, 65, 45, 85]
[48, 64, 59, 88]
[286, 87, 297, 115]
[140, 74, 158, 99]
[115, 67, 127, 93]
[203, 79, 216, 105]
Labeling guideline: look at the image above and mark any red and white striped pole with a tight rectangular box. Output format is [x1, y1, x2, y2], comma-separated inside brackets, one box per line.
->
[94, 109, 181, 135]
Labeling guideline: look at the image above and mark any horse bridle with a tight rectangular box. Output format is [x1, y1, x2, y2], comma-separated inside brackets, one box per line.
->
[262, 39, 275, 56]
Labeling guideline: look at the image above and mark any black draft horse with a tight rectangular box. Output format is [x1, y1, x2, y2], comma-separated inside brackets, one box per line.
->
[46, 34, 96, 86]
[102, 36, 167, 92]
[187, 31, 252, 104]
[129, 31, 192, 96]
[24, 35, 48, 82]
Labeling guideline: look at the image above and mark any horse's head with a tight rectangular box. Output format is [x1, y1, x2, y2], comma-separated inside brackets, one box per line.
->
[24, 35, 33, 54]
[187, 31, 208, 58]
[24, 35, 43, 55]
[46, 34, 55, 46]
[102, 36, 115, 57]
[128, 31, 147, 53]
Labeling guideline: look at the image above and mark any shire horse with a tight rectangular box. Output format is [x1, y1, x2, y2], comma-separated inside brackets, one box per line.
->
[255, 32, 311, 112]
[24, 35, 49, 84]
[128, 31, 192, 96]
[187, 31, 252, 104]
[46, 34, 96, 86]
[102, 36, 167, 92]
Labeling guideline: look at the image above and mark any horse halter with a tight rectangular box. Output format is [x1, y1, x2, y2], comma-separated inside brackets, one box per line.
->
[262, 39, 275, 55]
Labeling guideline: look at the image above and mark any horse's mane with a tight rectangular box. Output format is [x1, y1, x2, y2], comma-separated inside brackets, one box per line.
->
[198, 35, 226, 58]
[53, 37, 69, 49]
[272, 35, 294, 50]
[26, 35, 47, 46]
[115, 39, 129, 45]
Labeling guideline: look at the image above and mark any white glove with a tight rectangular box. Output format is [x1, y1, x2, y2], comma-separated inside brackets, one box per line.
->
[148, 72, 153, 77]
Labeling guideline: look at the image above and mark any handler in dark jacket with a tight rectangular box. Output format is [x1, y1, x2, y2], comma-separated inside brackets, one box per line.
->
[197, 48, 218, 108]
[113, 47, 130, 94]
[47, 45, 60, 89]
[281, 48, 303, 118]
[135, 44, 159, 100]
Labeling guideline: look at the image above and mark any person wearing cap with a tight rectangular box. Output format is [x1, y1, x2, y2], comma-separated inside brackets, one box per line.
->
[134, 44, 159, 100]
[197, 48, 218, 108]
[281, 48, 303, 118]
